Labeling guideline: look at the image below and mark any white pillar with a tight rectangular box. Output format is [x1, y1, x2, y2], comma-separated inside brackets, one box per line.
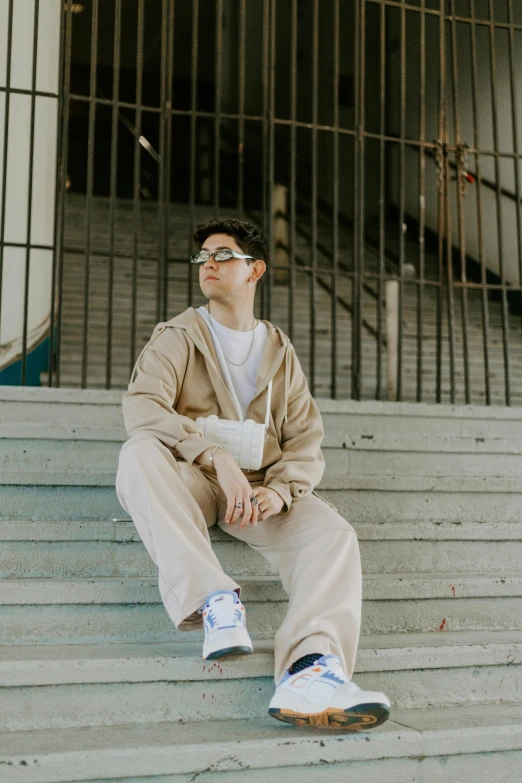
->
[0, 0, 61, 380]
[385, 278, 399, 401]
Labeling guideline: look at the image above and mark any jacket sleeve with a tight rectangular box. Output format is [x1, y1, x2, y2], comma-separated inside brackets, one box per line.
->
[262, 343, 326, 513]
[121, 325, 218, 465]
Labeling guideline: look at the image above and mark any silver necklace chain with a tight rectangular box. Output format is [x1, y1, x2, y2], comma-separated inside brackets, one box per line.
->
[207, 303, 258, 367]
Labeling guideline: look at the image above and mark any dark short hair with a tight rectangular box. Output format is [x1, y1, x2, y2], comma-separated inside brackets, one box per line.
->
[193, 218, 268, 290]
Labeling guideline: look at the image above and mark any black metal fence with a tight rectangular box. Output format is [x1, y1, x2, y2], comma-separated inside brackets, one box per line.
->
[3, 0, 522, 405]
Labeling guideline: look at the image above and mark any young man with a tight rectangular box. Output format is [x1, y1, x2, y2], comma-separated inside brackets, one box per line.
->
[116, 218, 390, 730]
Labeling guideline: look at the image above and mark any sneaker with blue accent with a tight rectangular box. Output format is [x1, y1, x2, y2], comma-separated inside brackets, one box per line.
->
[198, 589, 253, 661]
[268, 653, 391, 730]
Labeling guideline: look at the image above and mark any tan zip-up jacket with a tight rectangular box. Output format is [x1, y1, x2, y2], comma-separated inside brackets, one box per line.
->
[121, 306, 326, 513]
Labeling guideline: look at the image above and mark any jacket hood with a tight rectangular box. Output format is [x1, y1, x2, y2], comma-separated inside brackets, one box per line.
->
[151, 306, 292, 423]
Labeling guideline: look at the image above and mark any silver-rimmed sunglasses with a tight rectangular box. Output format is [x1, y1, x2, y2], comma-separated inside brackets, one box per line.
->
[190, 249, 255, 264]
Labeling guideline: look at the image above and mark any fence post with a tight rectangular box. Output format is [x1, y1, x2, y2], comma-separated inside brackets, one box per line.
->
[385, 278, 399, 401]
[272, 183, 289, 285]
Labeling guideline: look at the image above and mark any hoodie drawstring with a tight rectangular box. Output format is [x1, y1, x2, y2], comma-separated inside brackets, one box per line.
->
[283, 346, 289, 424]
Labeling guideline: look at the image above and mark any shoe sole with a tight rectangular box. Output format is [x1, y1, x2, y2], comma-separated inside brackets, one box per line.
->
[268, 703, 390, 730]
[203, 645, 253, 660]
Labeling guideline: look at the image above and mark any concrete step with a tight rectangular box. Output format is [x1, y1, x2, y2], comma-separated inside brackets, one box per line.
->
[7, 420, 522, 457]
[37, 383, 521, 410]
[6, 412, 522, 484]
[3, 435, 522, 481]
[5, 387, 522, 439]
[4, 441, 522, 489]
[1, 704, 521, 783]
[39, 377, 522, 407]
[4, 517, 522, 542]
[1, 574, 521, 644]
[35, 371, 522, 404]
[2, 522, 522, 577]
[3, 480, 522, 525]
[0, 631, 521, 731]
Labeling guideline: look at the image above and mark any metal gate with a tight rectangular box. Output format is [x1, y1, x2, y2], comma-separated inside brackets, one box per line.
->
[4, 0, 522, 404]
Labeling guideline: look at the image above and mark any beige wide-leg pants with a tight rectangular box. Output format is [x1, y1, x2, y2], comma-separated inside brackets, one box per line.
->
[115, 432, 362, 686]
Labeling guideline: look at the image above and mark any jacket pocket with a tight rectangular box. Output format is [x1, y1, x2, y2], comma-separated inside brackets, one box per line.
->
[311, 489, 339, 513]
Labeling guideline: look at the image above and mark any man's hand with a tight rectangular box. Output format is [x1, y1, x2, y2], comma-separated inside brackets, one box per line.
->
[212, 449, 260, 530]
[199, 447, 285, 530]
[249, 486, 284, 522]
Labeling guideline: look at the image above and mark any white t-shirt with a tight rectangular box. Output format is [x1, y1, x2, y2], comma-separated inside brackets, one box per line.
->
[196, 305, 268, 421]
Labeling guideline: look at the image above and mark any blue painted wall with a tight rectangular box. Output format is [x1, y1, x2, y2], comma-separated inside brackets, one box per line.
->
[0, 326, 57, 386]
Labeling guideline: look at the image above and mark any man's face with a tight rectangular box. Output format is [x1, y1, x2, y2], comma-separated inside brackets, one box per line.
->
[198, 233, 254, 298]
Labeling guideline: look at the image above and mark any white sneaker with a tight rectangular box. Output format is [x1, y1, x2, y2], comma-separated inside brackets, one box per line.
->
[198, 589, 253, 661]
[268, 653, 390, 730]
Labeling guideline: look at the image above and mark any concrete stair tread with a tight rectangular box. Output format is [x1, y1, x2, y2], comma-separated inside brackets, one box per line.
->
[3, 386, 522, 417]
[4, 460, 522, 488]
[1, 704, 521, 780]
[1, 573, 521, 604]
[7, 424, 522, 456]
[0, 630, 521, 687]
[3, 518, 522, 542]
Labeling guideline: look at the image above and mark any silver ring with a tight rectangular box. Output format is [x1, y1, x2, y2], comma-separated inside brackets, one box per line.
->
[250, 496, 258, 505]
[235, 502, 243, 508]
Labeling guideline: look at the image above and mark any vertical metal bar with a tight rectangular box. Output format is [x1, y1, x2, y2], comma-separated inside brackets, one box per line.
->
[156, 0, 167, 324]
[188, 0, 199, 307]
[396, 0, 406, 400]
[267, 0, 276, 324]
[83, 0, 99, 388]
[435, 0, 446, 403]
[416, 1, 427, 402]
[309, 0, 319, 396]
[106, 0, 122, 388]
[506, 0, 522, 360]
[288, 0, 297, 345]
[260, 0, 270, 320]
[237, 0, 246, 216]
[130, 0, 145, 379]
[49, 0, 67, 387]
[376, 0, 386, 401]
[213, 0, 223, 218]
[351, 0, 362, 400]
[0, 0, 14, 375]
[469, 0, 491, 404]
[331, 0, 340, 399]
[162, 0, 174, 321]
[449, 0, 471, 403]
[487, 0, 511, 405]
[20, 0, 41, 385]
[356, 0, 367, 401]
[53, 0, 72, 388]
[444, 148, 457, 404]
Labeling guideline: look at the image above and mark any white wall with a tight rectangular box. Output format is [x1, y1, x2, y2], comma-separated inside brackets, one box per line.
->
[0, 0, 60, 368]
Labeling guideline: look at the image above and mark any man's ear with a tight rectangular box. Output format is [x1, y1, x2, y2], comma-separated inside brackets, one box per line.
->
[253, 259, 266, 281]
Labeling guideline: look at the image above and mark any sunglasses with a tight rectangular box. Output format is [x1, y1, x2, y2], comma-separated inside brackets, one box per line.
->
[190, 249, 254, 264]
